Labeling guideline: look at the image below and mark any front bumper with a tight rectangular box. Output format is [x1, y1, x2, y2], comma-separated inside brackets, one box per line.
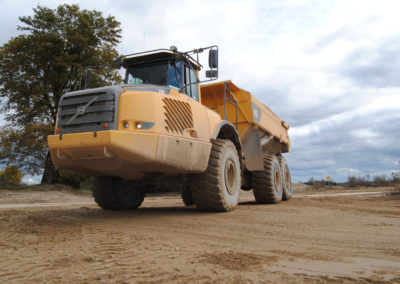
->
[48, 131, 211, 180]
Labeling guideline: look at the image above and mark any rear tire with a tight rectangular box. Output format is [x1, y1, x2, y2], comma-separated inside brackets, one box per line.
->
[277, 155, 292, 200]
[252, 155, 283, 204]
[91, 176, 146, 210]
[191, 139, 241, 212]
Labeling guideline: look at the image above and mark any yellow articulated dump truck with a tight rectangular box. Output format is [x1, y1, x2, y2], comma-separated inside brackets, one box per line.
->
[48, 46, 292, 212]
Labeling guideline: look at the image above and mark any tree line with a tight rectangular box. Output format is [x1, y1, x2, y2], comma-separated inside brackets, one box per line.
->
[346, 175, 399, 188]
[305, 174, 400, 188]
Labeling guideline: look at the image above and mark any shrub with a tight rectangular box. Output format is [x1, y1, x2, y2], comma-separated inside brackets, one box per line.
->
[0, 165, 23, 185]
[305, 177, 335, 189]
[372, 175, 391, 187]
[347, 176, 368, 187]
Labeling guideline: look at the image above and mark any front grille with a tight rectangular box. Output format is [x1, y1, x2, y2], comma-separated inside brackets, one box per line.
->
[163, 97, 193, 134]
[58, 90, 115, 134]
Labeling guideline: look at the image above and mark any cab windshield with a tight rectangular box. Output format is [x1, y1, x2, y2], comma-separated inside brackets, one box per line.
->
[125, 60, 182, 89]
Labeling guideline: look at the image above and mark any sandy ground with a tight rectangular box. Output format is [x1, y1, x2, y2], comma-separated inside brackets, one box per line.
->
[0, 186, 399, 283]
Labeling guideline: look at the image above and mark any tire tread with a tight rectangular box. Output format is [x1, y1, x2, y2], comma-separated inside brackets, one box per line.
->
[252, 155, 282, 204]
[191, 139, 239, 212]
[92, 177, 146, 210]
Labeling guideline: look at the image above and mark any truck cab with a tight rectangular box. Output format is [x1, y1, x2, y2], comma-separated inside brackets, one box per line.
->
[123, 50, 200, 101]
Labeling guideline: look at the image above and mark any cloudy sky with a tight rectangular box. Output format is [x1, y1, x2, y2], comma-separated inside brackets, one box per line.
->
[1, 0, 399, 183]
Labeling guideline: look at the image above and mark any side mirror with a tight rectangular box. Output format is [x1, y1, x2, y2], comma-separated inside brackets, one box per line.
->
[208, 49, 218, 69]
[85, 69, 92, 89]
[205, 70, 218, 78]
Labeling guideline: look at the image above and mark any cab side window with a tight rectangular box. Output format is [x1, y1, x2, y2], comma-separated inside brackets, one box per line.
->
[183, 65, 199, 101]
[189, 68, 198, 101]
[167, 61, 182, 89]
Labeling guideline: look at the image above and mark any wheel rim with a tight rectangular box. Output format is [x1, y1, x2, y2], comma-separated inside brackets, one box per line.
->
[225, 158, 237, 195]
[274, 168, 281, 192]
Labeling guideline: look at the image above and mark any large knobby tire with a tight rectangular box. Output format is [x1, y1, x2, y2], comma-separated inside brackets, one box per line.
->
[252, 154, 283, 204]
[181, 186, 194, 206]
[191, 139, 241, 212]
[91, 176, 146, 210]
[278, 155, 292, 200]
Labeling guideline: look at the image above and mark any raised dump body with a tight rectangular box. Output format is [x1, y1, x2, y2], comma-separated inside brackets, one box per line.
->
[201, 81, 290, 155]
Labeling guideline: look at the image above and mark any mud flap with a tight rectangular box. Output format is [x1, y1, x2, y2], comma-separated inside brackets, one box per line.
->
[242, 129, 264, 171]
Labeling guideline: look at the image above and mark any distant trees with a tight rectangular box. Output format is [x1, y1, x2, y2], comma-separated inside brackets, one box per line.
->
[347, 176, 368, 187]
[0, 4, 122, 183]
[347, 175, 398, 187]
[306, 177, 336, 188]
[305, 175, 399, 188]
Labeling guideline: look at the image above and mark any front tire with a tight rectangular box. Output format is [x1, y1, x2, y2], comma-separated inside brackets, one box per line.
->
[252, 155, 283, 204]
[191, 139, 241, 212]
[92, 176, 146, 210]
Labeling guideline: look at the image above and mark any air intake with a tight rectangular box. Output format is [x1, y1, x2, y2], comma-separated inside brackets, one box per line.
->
[162, 98, 194, 134]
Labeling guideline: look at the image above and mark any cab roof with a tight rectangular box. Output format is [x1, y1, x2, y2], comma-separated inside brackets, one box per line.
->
[122, 49, 201, 70]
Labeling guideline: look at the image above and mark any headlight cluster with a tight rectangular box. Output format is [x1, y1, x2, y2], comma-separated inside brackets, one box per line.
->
[122, 121, 155, 130]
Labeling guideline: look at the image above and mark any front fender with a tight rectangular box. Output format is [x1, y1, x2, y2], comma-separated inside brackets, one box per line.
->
[212, 121, 242, 150]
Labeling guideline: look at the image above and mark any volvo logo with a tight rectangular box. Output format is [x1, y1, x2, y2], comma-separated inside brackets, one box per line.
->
[65, 95, 99, 125]
[77, 105, 86, 115]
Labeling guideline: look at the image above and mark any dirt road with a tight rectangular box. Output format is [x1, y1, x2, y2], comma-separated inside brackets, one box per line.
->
[0, 187, 399, 283]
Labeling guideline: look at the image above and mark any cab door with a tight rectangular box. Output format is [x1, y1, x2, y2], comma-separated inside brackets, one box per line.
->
[183, 64, 199, 101]
[171, 63, 210, 142]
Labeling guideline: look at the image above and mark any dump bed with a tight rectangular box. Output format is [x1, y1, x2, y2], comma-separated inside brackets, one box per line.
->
[200, 81, 290, 153]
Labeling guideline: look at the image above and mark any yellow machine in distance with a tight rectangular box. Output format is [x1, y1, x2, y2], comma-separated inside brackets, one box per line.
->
[48, 46, 292, 211]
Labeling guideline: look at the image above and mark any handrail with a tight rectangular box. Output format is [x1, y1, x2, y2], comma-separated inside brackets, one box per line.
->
[223, 81, 238, 129]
